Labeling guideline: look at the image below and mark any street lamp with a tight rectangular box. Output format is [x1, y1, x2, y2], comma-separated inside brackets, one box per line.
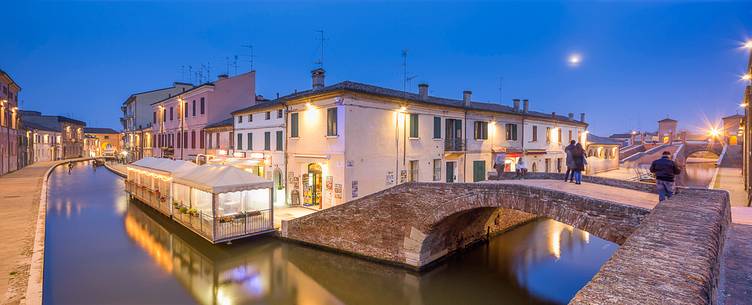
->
[743, 74, 752, 81]
[744, 40, 752, 49]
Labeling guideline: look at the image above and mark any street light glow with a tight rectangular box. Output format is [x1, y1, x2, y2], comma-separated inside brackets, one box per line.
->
[744, 40, 752, 49]
[742, 74, 752, 81]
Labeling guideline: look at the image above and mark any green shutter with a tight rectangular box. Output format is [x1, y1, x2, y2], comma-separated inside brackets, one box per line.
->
[410, 114, 419, 138]
[276, 131, 283, 151]
[290, 113, 299, 138]
[473, 160, 486, 182]
[237, 133, 243, 150]
[264, 132, 270, 150]
[327, 108, 337, 136]
[247, 132, 252, 150]
[433, 116, 441, 139]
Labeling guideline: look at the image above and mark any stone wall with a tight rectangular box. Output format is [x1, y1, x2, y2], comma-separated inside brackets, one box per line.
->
[281, 182, 650, 269]
[570, 188, 730, 305]
[491, 171, 658, 193]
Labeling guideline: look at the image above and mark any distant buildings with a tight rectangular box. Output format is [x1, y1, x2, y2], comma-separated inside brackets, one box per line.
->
[121, 82, 193, 161]
[83, 127, 121, 157]
[0, 70, 21, 175]
[21, 111, 87, 160]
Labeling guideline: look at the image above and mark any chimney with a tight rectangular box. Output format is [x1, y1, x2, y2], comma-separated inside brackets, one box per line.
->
[217, 74, 229, 80]
[523, 99, 529, 113]
[580, 113, 586, 122]
[568, 112, 574, 120]
[513, 99, 521, 112]
[311, 68, 325, 90]
[418, 83, 429, 99]
[463, 90, 472, 105]
[551, 112, 556, 119]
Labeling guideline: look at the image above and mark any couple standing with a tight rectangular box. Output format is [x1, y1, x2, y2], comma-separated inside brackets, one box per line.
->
[564, 140, 587, 184]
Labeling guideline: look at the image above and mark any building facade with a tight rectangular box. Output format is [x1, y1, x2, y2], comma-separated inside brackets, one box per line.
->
[151, 72, 256, 160]
[585, 134, 621, 175]
[722, 114, 744, 146]
[21, 111, 86, 160]
[1, 70, 21, 175]
[121, 82, 193, 161]
[84, 127, 121, 157]
[248, 69, 587, 209]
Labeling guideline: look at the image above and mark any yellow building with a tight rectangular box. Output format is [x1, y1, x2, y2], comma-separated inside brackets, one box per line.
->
[84, 127, 121, 157]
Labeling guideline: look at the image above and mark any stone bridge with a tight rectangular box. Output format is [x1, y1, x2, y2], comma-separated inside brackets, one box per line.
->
[281, 175, 731, 305]
[674, 141, 724, 166]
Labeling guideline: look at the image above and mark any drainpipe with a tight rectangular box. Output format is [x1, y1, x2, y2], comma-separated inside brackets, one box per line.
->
[283, 102, 289, 206]
[463, 109, 467, 182]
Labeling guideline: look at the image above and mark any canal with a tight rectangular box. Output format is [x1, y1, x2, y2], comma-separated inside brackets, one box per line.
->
[43, 161, 617, 305]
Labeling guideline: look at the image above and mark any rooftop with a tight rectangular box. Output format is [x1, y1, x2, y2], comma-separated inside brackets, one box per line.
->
[84, 127, 119, 134]
[204, 118, 233, 129]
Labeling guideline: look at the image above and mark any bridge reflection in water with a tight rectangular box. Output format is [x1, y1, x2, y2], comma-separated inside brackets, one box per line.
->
[43, 163, 618, 305]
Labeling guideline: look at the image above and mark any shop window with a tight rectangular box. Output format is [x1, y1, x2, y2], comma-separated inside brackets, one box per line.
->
[433, 159, 441, 181]
[290, 113, 299, 138]
[409, 114, 419, 138]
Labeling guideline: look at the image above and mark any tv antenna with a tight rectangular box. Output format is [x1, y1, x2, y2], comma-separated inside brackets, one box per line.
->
[241, 44, 255, 71]
[233, 55, 239, 75]
[315, 30, 326, 69]
[401, 49, 417, 93]
[498, 76, 504, 104]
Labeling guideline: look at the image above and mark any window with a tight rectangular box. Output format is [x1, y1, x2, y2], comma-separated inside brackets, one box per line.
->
[191, 130, 196, 149]
[192, 100, 196, 116]
[184, 132, 188, 148]
[200, 130, 204, 149]
[557, 158, 562, 173]
[248, 114, 253, 122]
[474, 121, 488, 140]
[558, 129, 562, 144]
[230, 132, 234, 149]
[568, 130, 573, 143]
[200, 97, 205, 114]
[238, 116, 243, 123]
[505, 124, 518, 141]
[433, 159, 442, 181]
[276, 131, 283, 151]
[545, 158, 551, 172]
[433, 116, 441, 139]
[247, 132, 253, 150]
[170, 107, 174, 121]
[326, 108, 337, 136]
[546, 127, 551, 143]
[153, 112, 156, 124]
[277, 109, 283, 118]
[409, 160, 419, 182]
[407, 113, 419, 138]
[290, 113, 299, 138]
[177, 131, 181, 148]
[264, 132, 271, 150]
[184, 102, 188, 117]
[162, 109, 166, 122]
[265, 111, 271, 120]
[237, 133, 243, 150]
[532, 125, 538, 142]
[216, 133, 220, 149]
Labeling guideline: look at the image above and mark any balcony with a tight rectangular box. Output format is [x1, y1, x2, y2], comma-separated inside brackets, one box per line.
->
[445, 138, 465, 151]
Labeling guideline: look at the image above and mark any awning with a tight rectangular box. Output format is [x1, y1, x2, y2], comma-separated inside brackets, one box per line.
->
[128, 157, 198, 176]
[524, 149, 547, 155]
[174, 165, 273, 193]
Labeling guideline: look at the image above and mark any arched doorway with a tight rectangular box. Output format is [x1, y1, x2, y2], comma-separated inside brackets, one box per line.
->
[304, 163, 323, 208]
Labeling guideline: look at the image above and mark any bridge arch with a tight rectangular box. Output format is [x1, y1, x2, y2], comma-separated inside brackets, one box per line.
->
[282, 182, 650, 269]
[674, 142, 723, 166]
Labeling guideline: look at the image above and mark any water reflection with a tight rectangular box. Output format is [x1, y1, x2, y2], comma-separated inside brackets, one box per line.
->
[681, 161, 717, 188]
[43, 161, 617, 305]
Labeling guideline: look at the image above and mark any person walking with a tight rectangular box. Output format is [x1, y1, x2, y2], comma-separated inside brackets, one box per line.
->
[572, 143, 587, 184]
[564, 140, 576, 182]
[649, 151, 681, 201]
[516, 158, 527, 179]
[493, 152, 506, 179]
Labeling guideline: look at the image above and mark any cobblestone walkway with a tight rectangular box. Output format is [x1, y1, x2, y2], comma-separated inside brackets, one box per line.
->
[721, 224, 752, 305]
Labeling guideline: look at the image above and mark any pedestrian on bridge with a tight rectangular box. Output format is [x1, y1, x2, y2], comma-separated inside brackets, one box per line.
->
[572, 143, 587, 184]
[494, 152, 507, 179]
[564, 140, 576, 182]
[649, 151, 682, 201]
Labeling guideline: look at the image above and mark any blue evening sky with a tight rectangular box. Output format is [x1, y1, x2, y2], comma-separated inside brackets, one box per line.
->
[4, 1, 752, 136]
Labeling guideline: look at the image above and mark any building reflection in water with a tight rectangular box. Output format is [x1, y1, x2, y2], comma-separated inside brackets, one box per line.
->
[124, 200, 616, 305]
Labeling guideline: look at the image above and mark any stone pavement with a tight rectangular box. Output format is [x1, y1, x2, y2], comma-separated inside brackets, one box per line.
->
[720, 224, 752, 305]
[0, 159, 86, 305]
[490, 179, 658, 209]
[712, 167, 748, 207]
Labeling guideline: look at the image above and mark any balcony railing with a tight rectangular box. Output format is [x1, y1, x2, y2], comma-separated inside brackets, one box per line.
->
[445, 138, 465, 151]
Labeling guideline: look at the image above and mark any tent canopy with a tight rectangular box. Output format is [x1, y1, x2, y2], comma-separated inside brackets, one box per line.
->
[173, 165, 273, 193]
[129, 157, 198, 175]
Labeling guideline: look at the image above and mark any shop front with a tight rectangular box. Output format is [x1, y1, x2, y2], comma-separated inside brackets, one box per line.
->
[288, 154, 344, 209]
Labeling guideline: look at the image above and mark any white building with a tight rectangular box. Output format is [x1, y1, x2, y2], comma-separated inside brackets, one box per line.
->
[249, 69, 587, 209]
[231, 102, 287, 207]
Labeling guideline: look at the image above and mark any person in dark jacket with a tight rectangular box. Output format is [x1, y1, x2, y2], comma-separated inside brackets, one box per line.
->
[649, 151, 682, 201]
[564, 140, 576, 182]
[571, 143, 587, 184]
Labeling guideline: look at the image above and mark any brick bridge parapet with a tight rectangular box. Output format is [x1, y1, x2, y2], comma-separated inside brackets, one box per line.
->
[281, 176, 731, 305]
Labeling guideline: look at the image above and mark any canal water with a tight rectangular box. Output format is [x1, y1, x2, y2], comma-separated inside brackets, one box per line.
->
[680, 161, 717, 188]
[43, 161, 618, 305]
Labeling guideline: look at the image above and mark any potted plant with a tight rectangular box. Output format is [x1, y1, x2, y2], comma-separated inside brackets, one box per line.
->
[179, 206, 189, 214]
[188, 208, 198, 217]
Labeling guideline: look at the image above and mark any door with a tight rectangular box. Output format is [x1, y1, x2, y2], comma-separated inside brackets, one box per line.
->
[445, 119, 462, 150]
[304, 163, 323, 208]
[446, 161, 455, 183]
[472, 160, 485, 182]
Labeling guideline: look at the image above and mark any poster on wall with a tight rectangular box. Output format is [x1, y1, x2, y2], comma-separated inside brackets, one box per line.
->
[334, 184, 343, 199]
[326, 176, 333, 190]
[351, 180, 359, 198]
[288, 172, 295, 184]
[386, 171, 395, 186]
[399, 170, 407, 184]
